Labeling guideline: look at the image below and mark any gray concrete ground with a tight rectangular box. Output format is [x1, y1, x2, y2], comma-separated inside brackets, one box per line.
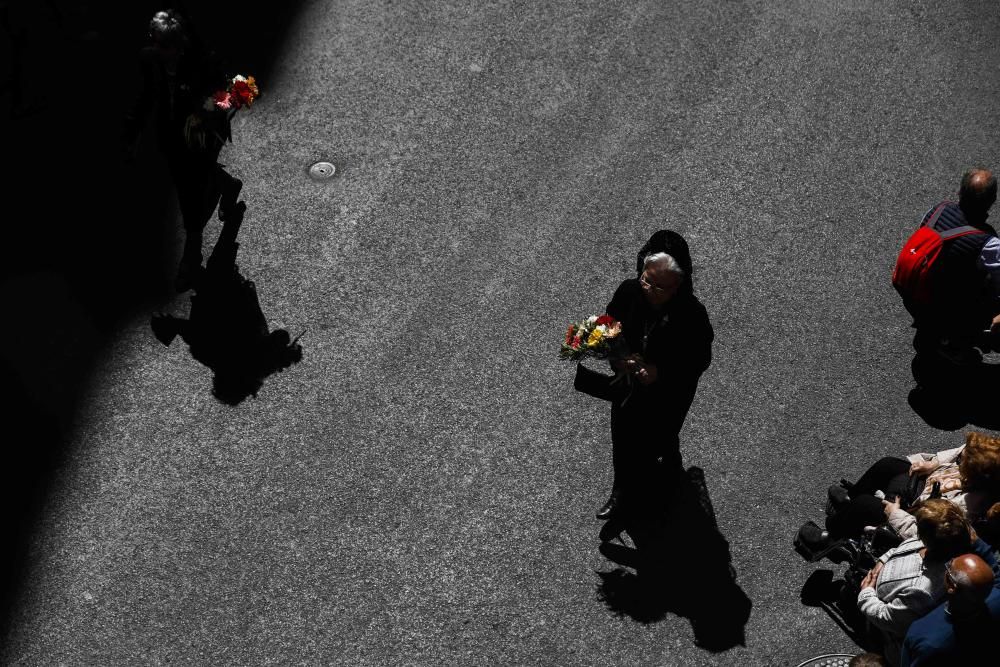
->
[4, 0, 1000, 664]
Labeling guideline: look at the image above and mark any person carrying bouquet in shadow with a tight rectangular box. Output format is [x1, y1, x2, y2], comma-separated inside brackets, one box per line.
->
[150, 201, 302, 404]
[124, 8, 244, 291]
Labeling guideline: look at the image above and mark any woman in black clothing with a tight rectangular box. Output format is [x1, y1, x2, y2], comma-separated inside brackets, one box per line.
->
[597, 231, 714, 520]
[124, 9, 242, 290]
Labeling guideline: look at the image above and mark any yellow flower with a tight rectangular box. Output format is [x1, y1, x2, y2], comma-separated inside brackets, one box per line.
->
[586, 328, 603, 347]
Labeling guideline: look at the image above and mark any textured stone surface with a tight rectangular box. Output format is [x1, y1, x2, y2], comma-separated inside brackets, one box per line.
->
[5, 0, 1000, 664]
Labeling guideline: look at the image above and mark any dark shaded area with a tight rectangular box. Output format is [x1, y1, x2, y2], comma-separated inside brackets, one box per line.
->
[795, 513, 900, 654]
[0, 0, 303, 637]
[908, 352, 1000, 431]
[151, 202, 303, 405]
[596, 466, 752, 652]
[800, 569, 881, 653]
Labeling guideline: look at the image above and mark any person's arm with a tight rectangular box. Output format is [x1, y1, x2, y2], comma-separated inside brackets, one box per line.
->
[605, 281, 633, 372]
[887, 508, 918, 540]
[858, 585, 936, 636]
[906, 445, 963, 475]
[124, 49, 155, 151]
[979, 236, 1000, 305]
[605, 280, 632, 323]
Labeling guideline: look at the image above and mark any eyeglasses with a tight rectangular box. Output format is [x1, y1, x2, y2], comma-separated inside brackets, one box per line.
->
[639, 272, 671, 293]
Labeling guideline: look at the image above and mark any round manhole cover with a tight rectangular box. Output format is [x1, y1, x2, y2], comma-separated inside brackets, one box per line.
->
[308, 161, 337, 180]
[796, 655, 857, 667]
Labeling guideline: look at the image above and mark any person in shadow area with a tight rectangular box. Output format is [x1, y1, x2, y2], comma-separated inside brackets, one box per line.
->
[151, 201, 302, 404]
[594, 230, 714, 521]
[124, 8, 243, 291]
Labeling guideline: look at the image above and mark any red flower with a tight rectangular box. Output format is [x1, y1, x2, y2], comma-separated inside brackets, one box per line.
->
[565, 324, 575, 345]
[230, 79, 254, 108]
[571, 335, 582, 349]
[595, 314, 615, 326]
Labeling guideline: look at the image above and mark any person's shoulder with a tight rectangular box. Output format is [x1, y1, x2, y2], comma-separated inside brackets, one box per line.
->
[612, 278, 640, 298]
[671, 293, 711, 324]
[904, 603, 954, 656]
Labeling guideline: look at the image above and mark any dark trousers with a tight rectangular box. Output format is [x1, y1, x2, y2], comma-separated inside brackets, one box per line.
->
[610, 380, 696, 508]
[164, 143, 235, 266]
[910, 297, 996, 351]
[826, 457, 918, 539]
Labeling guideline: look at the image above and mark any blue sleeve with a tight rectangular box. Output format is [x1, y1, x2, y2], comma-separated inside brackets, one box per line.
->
[971, 538, 1000, 581]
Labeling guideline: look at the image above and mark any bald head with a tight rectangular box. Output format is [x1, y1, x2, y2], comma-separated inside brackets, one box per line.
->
[959, 169, 997, 219]
[946, 553, 995, 610]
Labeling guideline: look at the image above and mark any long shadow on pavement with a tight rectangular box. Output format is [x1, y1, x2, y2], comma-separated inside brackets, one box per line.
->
[151, 202, 303, 405]
[0, 0, 304, 639]
[908, 354, 1000, 431]
[596, 466, 752, 652]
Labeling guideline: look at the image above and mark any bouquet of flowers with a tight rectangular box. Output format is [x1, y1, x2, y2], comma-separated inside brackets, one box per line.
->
[185, 74, 259, 149]
[559, 314, 622, 361]
[205, 74, 259, 112]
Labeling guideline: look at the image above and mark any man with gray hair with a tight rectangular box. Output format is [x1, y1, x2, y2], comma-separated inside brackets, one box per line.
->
[595, 231, 713, 521]
[900, 552, 1000, 666]
[897, 169, 1000, 365]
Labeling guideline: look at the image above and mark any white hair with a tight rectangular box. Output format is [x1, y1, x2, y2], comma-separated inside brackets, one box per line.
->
[149, 10, 186, 44]
[643, 251, 685, 279]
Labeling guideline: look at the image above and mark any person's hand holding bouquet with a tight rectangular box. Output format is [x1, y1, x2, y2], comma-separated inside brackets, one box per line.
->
[623, 354, 658, 385]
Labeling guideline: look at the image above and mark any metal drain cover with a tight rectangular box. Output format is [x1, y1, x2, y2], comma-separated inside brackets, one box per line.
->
[308, 161, 337, 180]
[796, 655, 857, 667]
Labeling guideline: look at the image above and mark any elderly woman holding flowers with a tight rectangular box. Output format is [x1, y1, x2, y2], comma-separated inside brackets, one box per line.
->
[596, 230, 714, 521]
[124, 9, 251, 291]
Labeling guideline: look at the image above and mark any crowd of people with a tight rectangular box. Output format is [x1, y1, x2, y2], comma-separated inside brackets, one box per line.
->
[572, 169, 1000, 663]
[792, 170, 1000, 665]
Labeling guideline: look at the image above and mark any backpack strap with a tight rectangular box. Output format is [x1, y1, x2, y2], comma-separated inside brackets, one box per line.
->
[922, 202, 949, 230]
[939, 225, 988, 241]
[923, 202, 991, 241]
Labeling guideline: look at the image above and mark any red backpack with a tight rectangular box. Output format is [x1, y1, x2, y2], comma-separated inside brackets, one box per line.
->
[892, 202, 985, 306]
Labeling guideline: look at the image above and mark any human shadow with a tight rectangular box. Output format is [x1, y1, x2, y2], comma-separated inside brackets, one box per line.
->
[596, 466, 752, 652]
[151, 202, 302, 404]
[908, 353, 1000, 431]
[799, 569, 881, 653]
[0, 0, 306, 639]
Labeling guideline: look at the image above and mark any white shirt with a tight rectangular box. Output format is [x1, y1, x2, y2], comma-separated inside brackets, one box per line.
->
[980, 235, 1000, 300]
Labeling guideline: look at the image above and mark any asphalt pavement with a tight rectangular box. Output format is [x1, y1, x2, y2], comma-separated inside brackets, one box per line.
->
[4, 0, 1000, 664]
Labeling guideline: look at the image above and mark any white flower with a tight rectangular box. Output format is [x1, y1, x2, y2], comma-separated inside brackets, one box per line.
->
[233, 74, 247, 83]
[586, 315, 598, 325]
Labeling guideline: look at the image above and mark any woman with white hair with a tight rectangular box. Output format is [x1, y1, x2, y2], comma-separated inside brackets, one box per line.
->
[596, 231, 714, 521]
[124, 8, 243, 291]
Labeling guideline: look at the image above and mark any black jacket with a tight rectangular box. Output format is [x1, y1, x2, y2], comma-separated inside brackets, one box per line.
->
[606, 278, 713, 399]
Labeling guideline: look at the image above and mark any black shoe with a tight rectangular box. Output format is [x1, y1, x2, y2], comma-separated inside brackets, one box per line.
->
[936, 339, 983, 366]
[825, 483, 851, 516]
[596, 491, 620, 521]
[218, 177, 243, 221]
[599, 516, 626, 542]
[794, 521, 833, 562]
[151, 314, 178, 346]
